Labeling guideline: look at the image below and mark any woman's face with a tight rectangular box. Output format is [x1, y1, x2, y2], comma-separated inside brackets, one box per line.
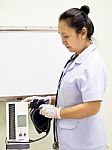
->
[58, 20, 89, 54]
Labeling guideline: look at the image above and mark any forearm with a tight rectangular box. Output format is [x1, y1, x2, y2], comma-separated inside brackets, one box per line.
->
[60, 101, 101, 119]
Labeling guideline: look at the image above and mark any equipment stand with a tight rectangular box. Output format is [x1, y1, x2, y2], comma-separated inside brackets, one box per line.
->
[6, 141, 30, 150]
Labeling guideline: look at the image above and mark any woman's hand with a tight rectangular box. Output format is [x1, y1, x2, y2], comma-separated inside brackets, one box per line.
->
[39, 104, 62, 119]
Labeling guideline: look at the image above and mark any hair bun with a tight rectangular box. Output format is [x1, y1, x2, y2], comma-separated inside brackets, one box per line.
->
[80, 5, 90, 15]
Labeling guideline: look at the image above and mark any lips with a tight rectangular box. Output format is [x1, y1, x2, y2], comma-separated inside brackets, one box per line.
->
[65, 45, 70, 49]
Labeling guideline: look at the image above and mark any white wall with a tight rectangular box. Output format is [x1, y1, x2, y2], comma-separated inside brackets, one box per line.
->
[0, 0, 112, 149]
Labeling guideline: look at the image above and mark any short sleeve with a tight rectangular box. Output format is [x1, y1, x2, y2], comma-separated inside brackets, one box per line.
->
[77, 62, 107, 102]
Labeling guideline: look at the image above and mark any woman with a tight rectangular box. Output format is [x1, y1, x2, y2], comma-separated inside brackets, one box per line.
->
[24, 5, 107, 150]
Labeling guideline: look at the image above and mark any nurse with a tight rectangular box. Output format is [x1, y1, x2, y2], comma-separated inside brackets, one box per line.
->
[24, 5, 107, 150]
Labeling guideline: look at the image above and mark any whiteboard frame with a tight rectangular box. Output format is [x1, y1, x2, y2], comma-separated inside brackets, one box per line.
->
[0, 26, 57, 31]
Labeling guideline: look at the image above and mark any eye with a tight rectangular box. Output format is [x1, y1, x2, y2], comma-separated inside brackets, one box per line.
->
[63, 35, 69, 38]
[61, 35, 69, 39]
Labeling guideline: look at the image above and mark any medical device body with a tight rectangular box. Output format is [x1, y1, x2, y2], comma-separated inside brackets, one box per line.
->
[6, 102, 29, 142]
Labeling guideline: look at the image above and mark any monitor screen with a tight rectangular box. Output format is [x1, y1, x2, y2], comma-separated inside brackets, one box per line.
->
[17, 115, 26, 127]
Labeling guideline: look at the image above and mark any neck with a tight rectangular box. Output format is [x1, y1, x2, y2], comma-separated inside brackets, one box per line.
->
[77, 41, 91, 55]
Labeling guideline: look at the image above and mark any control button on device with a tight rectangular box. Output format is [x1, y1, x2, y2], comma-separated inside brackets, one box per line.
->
[19, 133, 22, 137]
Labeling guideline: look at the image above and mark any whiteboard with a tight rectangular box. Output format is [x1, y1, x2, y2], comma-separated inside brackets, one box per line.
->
[0, 31, 71, 96]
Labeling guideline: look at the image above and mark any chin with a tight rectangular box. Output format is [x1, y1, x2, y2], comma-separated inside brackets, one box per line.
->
[68, 48, 75, 52]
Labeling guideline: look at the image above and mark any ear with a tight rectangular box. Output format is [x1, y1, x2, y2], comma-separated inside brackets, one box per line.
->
[80, 27, 88, 39]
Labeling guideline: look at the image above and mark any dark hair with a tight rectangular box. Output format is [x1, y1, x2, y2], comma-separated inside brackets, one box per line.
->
[59, 5, 94, 40]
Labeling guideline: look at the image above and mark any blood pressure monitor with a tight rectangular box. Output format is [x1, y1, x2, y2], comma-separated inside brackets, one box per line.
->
[6, 102, 29, 142]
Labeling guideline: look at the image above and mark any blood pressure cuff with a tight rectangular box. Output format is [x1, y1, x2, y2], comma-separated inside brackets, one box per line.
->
[29, 99, 52, 134]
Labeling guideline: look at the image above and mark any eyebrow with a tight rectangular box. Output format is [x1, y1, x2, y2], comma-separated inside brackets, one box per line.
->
[58, 32, 68, 35]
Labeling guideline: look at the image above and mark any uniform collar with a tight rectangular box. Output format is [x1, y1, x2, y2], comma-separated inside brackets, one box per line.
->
[75, 43, 96, 64]
[67, 43, 96, 71]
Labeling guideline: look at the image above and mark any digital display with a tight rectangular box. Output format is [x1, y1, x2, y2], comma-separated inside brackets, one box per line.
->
[17, 115, 26, 127]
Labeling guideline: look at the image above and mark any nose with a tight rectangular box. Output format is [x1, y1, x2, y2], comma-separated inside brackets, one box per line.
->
[62, 39, 67, 45]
